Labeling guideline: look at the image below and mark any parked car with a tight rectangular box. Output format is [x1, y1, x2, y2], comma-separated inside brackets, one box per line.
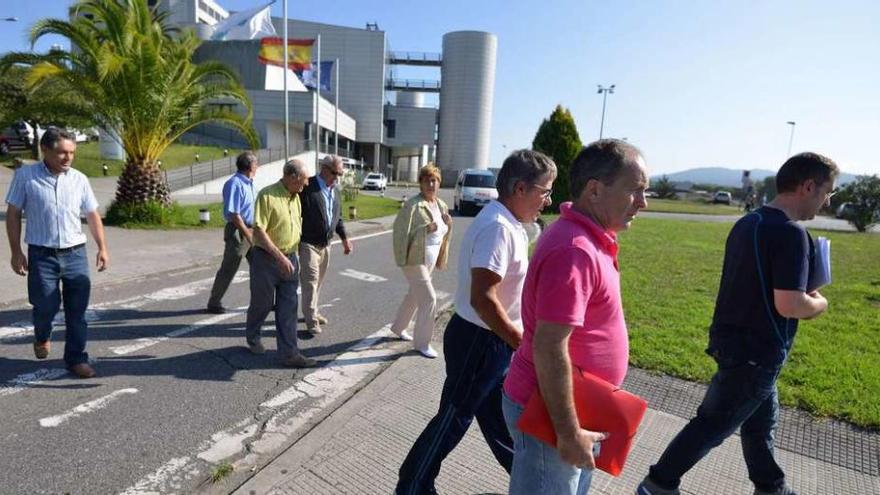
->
[361, 172, 387, 190]
[712, 191, 732, 205]
[836, 202, 856, 219]
[0, 135, 13, 155]
[453, 168, 498, 216]
[0, 126, 28, 155]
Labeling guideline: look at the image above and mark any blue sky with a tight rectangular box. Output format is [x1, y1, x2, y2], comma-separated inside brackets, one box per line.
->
[2, 0, 878, 176]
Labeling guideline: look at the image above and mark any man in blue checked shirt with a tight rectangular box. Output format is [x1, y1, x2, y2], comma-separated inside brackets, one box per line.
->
[5, 128, 109, 379]
[206, 151, 259, 314]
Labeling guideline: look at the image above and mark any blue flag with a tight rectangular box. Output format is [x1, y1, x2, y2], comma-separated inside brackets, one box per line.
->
[298, 61, 334, 91]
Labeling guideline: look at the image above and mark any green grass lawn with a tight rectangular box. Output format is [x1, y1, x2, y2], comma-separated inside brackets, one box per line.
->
[109, 194, 400, 229]
[644, 198, 743, 215]
[1, 141, 242, 177]
[342, 193, 402, 221]
[615, 218, 880, 429]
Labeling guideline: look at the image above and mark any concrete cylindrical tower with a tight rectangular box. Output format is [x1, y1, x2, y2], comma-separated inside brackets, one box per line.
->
[397, 91, 426, 108]
[437, 31, 497, 185]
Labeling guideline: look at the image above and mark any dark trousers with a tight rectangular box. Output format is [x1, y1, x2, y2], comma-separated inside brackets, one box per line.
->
[208, 222, 250, 308]
[27, 244, 91, 366]
[245, 247, 300, 358]
[647, 355, 786, 492]
[396, 313, 514, 495]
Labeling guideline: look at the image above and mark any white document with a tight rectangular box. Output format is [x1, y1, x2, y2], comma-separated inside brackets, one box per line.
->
[808, 236, 831, 291]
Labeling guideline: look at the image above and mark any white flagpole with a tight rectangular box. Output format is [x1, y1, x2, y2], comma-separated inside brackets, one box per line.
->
[334, 57, 339, 155]
[315, 34, 321, 171]
[282, 0, 289, 159]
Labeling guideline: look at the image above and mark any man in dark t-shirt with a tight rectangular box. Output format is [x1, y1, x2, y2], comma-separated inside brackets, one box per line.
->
[638, 152, 839, 495]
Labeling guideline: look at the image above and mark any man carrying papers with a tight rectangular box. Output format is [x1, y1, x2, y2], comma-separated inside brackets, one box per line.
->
[638, 152, 839, 495]
[502, 140, 649, 494]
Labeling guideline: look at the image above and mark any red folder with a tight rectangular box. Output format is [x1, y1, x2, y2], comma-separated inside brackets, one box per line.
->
[516, 369, 648, 476]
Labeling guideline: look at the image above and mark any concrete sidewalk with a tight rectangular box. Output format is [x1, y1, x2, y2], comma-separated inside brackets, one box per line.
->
[233, 328, 880, 495]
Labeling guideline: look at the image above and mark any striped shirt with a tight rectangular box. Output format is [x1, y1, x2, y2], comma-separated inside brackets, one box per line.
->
[4, 162, 99, 249]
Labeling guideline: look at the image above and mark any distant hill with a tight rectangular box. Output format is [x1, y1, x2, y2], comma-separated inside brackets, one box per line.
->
[652, 167, 858, 188]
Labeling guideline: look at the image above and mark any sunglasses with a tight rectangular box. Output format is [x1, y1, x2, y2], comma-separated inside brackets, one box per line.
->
[531, 184, 553, 200]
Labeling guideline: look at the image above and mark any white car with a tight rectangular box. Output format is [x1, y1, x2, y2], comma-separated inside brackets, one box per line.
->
[454, 168, 498, 216]
[361, 172, 387, 190]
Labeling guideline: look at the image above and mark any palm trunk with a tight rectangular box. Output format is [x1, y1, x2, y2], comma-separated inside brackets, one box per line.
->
[114, 161, 171, 206]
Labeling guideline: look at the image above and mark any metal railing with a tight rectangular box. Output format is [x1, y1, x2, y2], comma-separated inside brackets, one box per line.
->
[388, 51, 442, 65]
[164, 147, 284, 191]
[385, 78, 441, 92]
[164, 143, 360, 191]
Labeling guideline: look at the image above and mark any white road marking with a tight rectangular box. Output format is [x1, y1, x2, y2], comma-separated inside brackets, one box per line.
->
[38, 388, 138, 427]
[317, 297, 342, 310]
[339, 268, 387, 283]
[0, 368, 69, 398]
[109, 307, 246, 355]
[120, 321, 418, 494]
[0, 272, 248, 342]
[331, 229, 392, 245]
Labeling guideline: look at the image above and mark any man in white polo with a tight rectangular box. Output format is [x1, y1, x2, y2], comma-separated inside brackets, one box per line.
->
[396, 150, 557, 495]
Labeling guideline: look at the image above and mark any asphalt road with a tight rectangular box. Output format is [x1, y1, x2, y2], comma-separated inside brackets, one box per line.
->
[0, 216, 473, 494]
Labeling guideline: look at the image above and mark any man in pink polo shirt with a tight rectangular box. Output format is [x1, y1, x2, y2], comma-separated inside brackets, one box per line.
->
[503, 139, 649, 494]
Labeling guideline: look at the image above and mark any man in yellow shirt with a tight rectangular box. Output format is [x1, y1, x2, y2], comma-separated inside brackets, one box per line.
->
[245, 159, 316, 367]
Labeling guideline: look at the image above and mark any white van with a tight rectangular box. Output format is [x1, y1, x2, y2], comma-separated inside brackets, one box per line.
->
[453, 168, 498, 216]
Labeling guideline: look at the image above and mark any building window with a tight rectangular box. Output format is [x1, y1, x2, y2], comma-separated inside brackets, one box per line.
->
[385, 120, 396, 139]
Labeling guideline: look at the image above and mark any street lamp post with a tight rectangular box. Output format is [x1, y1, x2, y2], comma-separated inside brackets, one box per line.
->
[597, 84, 615, 139]
[786, 121, 796, 157]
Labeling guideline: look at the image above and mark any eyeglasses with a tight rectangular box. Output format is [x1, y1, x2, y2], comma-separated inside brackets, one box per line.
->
[531, 185, 553, 200]
[825, 188, 839, 201]
[328, 169, 343, 177]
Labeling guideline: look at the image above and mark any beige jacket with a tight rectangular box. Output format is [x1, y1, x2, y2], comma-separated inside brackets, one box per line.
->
[392, 194, 452, 269]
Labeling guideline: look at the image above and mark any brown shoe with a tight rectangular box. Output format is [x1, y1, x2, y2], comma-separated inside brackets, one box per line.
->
[33, 340, 50, 359]
[247, 341, 266, 355]
[281, 353, 317, 368]
[68, 362, 96, 379]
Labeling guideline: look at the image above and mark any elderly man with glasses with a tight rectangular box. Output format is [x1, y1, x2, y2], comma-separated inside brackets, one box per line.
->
[298, 155, 352, 334]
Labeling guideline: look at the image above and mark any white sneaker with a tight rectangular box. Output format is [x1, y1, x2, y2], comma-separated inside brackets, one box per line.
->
[397, 329, 414, 341]
[416, 345, 438, 358]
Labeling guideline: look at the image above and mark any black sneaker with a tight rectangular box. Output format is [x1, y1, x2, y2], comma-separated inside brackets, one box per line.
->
[206, 305, 226, 314]
[754, 485, 797, 495]
[636, 477, 681, 495]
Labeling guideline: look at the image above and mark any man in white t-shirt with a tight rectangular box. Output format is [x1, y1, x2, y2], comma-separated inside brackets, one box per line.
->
[396, 150, 557, 495]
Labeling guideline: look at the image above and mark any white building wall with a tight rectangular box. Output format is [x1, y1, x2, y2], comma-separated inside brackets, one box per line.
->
[276, 19, 387, 144]
[385, 106, 436, 148]
[437, 31, 497, 185]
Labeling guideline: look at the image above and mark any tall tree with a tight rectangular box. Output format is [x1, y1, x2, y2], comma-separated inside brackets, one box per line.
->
[532, 105, 583, 211]
[653, 175, 677, 199]
[838, 175, 880, 233]
[0, 0, 259, 207]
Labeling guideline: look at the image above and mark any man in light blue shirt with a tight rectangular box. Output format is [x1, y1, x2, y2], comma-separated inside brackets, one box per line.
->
[207, 151, 259, 314]
[5, 127, 109, 379]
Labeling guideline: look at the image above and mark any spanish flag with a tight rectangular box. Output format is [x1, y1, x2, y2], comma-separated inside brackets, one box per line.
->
[258, 37, 314, 71]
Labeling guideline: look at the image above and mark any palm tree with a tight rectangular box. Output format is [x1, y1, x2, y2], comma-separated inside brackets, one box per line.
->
[0, 0, 259, 206]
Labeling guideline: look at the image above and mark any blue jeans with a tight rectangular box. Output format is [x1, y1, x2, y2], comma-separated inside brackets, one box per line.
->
[502, 392, 598, 495]
[396, 314, 514, 495]
[245, 247, 300, 358]
[27, 244, 91, 366]
[647, 355, 785, 493]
